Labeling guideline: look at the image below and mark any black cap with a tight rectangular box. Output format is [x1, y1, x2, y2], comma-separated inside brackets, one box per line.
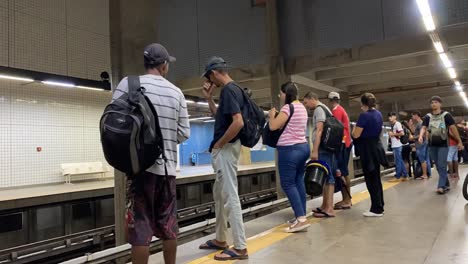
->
[388, 112, 397, 117]
[202, 56, 228, 78]
[144, 43, 176, 66]
[430, 95, 442, 103]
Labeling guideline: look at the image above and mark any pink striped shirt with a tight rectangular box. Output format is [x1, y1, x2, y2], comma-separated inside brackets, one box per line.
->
[277, 102, 308, 146]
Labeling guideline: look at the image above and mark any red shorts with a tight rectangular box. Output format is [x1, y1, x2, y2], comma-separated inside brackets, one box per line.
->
[125, 172, 178, 246]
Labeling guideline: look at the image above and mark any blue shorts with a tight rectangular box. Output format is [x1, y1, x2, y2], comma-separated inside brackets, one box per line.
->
[416, 143, 428, 163]
[447, 146, 458, 162]
[337, 143, 352, 176]
[319, 149, 336, 184]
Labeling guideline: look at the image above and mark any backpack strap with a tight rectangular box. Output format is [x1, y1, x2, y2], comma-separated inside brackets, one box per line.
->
[317, 104, 332, 118]
[127, 76, 141, 105]
[283, 104, 295, 129]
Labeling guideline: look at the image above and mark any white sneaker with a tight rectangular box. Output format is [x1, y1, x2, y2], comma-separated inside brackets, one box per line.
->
[363, 211, 383, 217]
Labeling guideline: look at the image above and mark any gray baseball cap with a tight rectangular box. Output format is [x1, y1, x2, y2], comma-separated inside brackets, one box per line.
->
[202, 56, 228, 78]
[144, 43, 176, 66]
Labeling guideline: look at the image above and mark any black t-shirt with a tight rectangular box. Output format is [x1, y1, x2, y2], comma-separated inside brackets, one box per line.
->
[422, 111, 455, 146]
[210, 82, 244, 150]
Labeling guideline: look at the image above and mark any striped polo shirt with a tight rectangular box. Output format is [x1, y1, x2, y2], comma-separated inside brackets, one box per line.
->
[112, 74, 190, 176]
[277, 102, 308, 146]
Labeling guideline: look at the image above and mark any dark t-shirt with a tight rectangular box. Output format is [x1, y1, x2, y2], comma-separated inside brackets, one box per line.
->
[356, 109, 383, 139]
[210, 82, 244, 150]
[422, 111, 455, 147]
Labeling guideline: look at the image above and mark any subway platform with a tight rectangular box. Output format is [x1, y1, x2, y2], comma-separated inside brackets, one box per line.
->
[143, 166, 468, 264]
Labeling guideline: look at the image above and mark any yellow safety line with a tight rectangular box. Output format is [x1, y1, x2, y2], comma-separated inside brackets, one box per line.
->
[187, 181, 400, 264]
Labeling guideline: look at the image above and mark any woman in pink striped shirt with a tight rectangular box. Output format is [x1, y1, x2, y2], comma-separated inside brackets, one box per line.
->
[268, 82, 310, 233]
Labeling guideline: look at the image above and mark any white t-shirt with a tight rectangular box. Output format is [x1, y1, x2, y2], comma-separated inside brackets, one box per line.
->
[390, 121, 403, 148]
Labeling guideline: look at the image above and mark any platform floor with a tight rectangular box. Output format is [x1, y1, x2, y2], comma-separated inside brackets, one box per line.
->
[0, 162, 274, 203]
[147, 166, 468, 264]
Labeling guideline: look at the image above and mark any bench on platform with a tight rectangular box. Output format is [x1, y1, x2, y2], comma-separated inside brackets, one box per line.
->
[60, 162, 110, 184]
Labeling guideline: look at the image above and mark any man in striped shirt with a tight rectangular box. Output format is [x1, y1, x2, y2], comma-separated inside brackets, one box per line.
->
[112, 43, 190, 264]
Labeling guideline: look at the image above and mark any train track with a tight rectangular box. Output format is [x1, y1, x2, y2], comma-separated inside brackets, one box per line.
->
[0, 168, 395, 264]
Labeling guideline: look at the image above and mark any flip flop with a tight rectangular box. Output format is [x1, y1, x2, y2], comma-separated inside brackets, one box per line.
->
[199, 240, 229, 250]
[214, 249, 249, 261]
[313, 211, 335, 218]
[334, 204, 351, 210]
[312, 207, 323, 213]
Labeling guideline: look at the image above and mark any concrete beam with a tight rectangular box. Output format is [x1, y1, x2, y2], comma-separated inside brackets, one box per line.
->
[315, 54, 438, 81]
[285, 24, 468, 74]
[291, 74, 343, 92]
[176, 64, 270, 92]
[338, 61, 468, 88]
[348, 71, 468, 93]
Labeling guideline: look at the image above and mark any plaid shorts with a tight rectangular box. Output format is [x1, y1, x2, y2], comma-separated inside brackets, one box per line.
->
[125, 172, 178, 246]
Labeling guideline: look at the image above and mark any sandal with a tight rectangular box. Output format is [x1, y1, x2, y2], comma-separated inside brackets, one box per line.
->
[313, 211, 335, 218]
[214, 249, 249, 261]
[285, 219, 310, 233]
[334, 204, 351, 210]
[199, 240, 229, 250]
[312, 207, 323, 213]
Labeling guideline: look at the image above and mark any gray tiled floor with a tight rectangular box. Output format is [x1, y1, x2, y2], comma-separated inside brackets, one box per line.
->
[148, 166, 468, 264]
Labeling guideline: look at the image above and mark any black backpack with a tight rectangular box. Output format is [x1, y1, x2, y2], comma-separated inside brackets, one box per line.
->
[400, 127, 410, 144]
[317, 105, 344, 153]
[100, 76, 165, 177]
[234, 84, 266, 148]
[262, 104, 294, 148]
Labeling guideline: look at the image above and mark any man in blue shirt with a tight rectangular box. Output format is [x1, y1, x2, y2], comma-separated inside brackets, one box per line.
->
[198, 57, 248, 261]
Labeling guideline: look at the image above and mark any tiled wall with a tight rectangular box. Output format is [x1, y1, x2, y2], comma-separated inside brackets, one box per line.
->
[0, 0, 110, 80]
[0, 79, 113, 188]
[0, 0, 111, 188]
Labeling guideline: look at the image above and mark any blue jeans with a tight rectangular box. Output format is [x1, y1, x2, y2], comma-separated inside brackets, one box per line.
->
[429, 146, 450, 189]
[319, 148, 336, 184]
[393, 147, 408, 178]
[277, 143, 310, 218]
[416, 143, 431, 176]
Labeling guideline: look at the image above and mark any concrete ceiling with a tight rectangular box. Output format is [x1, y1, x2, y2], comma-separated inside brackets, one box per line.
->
[179, 24, 468, 120]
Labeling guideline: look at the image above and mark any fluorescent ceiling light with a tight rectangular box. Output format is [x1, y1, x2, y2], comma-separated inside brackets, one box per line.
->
[203, 119, 215, 123]
[447, 68, 457, 79]
[433, 41, 444, 53]
[438, 53, 452, 68]
[42, 81, 75, 88]
[196, 101, 209, 106]
[455, 81, 461, 86]
[76, 85, 104, 91]
[459, 91, 466, 99]
[455, 85, 462, 91]
[416, 0, 436, 31]
[185, 100, 195, 104]
[0, 74, 34, 82]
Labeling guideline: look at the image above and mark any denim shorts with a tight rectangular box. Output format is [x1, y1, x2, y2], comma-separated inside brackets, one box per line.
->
[319, 149, 336, 184]
[447, 146, 458, 162]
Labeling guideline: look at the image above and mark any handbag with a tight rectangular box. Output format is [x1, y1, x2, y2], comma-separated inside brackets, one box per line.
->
[262, 104, 294, 148]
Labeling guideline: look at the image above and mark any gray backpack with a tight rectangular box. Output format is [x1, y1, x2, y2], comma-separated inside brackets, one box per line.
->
[427, 112, 449, 146]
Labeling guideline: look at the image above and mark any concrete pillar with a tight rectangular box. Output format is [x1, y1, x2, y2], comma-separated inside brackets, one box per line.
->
[266, 0, 289, 199]
[109, 0, 160, 247]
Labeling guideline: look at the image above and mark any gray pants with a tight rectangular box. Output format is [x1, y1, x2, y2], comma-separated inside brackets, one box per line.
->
[211, 140, 247, 250]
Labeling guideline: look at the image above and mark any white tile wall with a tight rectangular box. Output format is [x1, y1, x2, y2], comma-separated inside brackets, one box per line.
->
[12, 0, 66, 24]
[9, 11, 68, 75]
[0, 124, 11, 188]
[0, 79, 113, 188]
[66, 0, 109, 36]
[0, 80, 11, 125]
[0, 0, 113, 188]
[4, 0, 110, 80]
